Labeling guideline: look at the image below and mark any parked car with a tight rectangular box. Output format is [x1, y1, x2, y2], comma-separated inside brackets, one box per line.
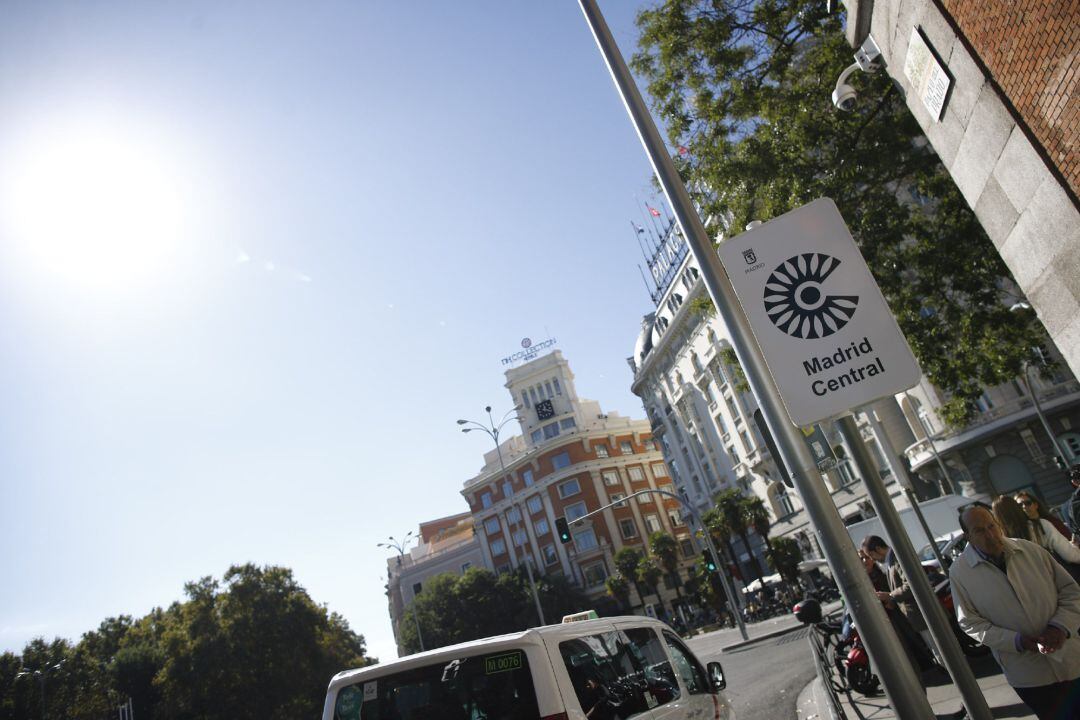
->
[917, 530, 967, 570]
[323, 614, 734, 720]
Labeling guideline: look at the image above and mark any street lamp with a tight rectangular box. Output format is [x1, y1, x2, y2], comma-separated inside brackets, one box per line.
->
[1011, 303, 1070, 473]
[15, 661, 63, 720]
[903, 391, 955, 495]
[458, 405, 546, 627]
[377, 532, 425, 653]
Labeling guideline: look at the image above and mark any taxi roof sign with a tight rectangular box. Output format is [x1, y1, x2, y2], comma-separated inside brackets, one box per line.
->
[561, 610, 599, 623]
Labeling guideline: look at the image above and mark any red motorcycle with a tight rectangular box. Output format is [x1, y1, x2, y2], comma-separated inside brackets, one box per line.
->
[794, 598, 881, 696]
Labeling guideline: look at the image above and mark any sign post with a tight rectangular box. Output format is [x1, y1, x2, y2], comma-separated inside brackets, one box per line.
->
[716, 198, 921, 427]
[577, 4, 935, 715]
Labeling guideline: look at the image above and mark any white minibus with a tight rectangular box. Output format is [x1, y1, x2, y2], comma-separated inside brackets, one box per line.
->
[323, 615, 734, 719]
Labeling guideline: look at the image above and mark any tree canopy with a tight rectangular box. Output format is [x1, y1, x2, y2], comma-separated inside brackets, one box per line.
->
[0, 564, 372, 720]
[633, 0, 1048, 425]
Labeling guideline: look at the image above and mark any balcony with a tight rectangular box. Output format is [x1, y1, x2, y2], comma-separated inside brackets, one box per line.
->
[905, 379, 1080, 471]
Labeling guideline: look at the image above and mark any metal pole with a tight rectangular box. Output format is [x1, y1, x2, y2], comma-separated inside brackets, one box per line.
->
[410, 582, 426, 653]
[837, 415, 993, 720]
[1023, 365, 1069, 470]
[571, 487, 748, 640]
[907, 393, 956, 495]
[576, 3, 934, 715]
[862, 407, 948, 570]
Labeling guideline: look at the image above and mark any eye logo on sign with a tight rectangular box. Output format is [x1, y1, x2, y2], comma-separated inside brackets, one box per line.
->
[763, 253, 858, 339]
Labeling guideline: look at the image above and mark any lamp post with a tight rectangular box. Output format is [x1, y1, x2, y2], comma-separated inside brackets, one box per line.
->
[905, 392, 956, 495]
[458, 405, 546, 627]
[377, 532, 425, 653]
[15, 661, 62, 720]
[1011, 303, 1070, 473]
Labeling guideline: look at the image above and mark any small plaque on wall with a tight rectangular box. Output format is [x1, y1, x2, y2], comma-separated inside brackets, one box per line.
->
[903, 26, 952, 121]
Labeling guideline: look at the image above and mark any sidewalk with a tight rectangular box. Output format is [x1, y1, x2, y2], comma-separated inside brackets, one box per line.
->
[800, 653, 1036, 720]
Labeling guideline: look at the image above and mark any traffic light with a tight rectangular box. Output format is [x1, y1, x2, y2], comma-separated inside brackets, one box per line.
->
[702, 549, 717, 573]
[555, 517, 572, 545]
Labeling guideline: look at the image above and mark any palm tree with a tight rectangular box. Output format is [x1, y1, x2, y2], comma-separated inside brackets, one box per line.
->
[744, 496, 774, 565]
[649, 531, 684, 614]
[701, 507, 741, 583]
[716, 489, 764, 582]
[613, 548, 644, 610]
[766, 537, 804, 585]
[605, 574, 632, 612]
[636, 557, 666, 619]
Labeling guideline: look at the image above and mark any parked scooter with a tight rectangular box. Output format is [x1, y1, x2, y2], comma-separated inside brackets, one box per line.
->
[794, 598, 881, 696]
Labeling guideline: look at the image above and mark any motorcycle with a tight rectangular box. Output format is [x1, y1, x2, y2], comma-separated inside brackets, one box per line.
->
[794, 598, 881, 696]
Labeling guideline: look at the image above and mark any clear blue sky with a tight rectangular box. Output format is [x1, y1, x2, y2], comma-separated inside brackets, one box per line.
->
[0, 1, 670, 663]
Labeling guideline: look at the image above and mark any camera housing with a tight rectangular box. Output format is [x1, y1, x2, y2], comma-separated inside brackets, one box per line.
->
[831, 36, 882, 111]
[832, 83, 858, 112]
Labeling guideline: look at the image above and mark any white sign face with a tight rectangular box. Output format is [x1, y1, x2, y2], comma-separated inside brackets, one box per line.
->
[717, 198, 921, 426]
[903, 27, 951, 121]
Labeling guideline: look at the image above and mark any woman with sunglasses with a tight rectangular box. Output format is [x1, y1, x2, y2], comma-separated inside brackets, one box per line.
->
[1014, 490, 1072, 542]
[993, 496, 1080, 564]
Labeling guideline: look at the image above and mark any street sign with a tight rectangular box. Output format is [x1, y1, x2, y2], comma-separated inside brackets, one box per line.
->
[801, 424, 837, 471]
[717, 199, 921, 426]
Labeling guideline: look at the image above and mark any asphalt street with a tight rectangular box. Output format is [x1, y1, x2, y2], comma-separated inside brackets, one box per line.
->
[688, 620, 817, 720]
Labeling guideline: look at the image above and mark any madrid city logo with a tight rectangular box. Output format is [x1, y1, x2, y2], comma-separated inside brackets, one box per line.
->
[763, 253, 858, 339]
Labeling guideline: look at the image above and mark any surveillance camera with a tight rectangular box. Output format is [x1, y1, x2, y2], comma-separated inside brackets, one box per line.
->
[832, 83, 857, 111]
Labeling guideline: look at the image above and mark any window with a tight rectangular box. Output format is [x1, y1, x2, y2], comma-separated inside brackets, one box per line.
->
[484, 517, 501, 535]
[461, 562, 471, 573]
[602, 470, 620, 486]
[777, 484, 796, 518]
[545, 381, 554, 398]
[669, 509, 683, 526]
[594, 443, 609, 458]
[481, 492, 492, 509]
[560, 631, 677, 718]
[715, 413, 728, 435]
[619, 518, 638, 539]
[530, 429, 542, 443]
[582, 562, 607, 587]
[552, 452, 571, 470]
[412, 582, 422, 595]
[522, 469, 534, 486]
[700, 379, 717, 408]
[543, 544, 558, 566]
[652, 464, 669, 478]
[560, 417, 576, 431]
[725, 394, 739, 419]
[644, 514, 662, 534]
[691, 352, 703, 373]
[559, 478, 581, 498]
[490, 538, 506, 556]
[739, 430, 753, 453]
[521, 390, 531, 408]
[334, 645, 542, 720]
[506, 507, 521, 524]
[643, 438, 656, 451]
[529, 387, 538, 404]
[526, 495, 543, 514]
[543, 422, 560, 439]
[534, 517, 549, 536]
[609, 493, 627, 507]
[624, 628, 681, 703]
[620, 441, 634, 454]
[565, 501, 587, 522]
[680, 538, 695, 558]
[663, 631, 709, 695]
[628, 466, 645, 482]
[513, 528, 527, 547]
[503, 481, 513, 498]
[573, 528, 598, 551]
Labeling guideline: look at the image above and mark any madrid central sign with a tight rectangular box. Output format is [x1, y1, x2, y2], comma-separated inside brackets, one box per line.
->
[717, 198, 921, 426]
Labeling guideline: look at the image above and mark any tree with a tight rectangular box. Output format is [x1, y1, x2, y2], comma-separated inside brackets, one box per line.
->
[632, 0, 1047, 426]
[701, 507, 740, 583]
[636, 557, 666, 619]
[613, 548, 646, 609]
[606, 574, 632, 612]
[716, 489, 764, 582]
[398, 566, 590, 654]
[649, 531, 685, 611]
[766, 537, 804, 585]
[744, 496, 774, 561]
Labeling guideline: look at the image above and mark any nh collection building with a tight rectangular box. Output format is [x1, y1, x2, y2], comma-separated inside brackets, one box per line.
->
[460, 350, 698, 619]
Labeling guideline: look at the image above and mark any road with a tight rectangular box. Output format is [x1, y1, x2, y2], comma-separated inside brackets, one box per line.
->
[687, 616, 818, 720]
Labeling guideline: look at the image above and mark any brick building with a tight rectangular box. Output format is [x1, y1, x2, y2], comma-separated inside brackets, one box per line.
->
[461, 350, 698, 621]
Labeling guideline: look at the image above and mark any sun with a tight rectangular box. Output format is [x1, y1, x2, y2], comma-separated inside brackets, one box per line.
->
[2, 127, 185, 291]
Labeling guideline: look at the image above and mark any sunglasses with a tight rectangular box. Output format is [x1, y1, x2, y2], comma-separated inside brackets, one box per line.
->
[1017, 499, 1035, 507]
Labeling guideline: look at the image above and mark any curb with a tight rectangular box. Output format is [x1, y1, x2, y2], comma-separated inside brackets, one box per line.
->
[720, 622, 804, 652]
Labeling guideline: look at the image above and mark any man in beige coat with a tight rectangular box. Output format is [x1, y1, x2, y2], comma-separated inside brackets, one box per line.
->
[951, 502, 1080, 719]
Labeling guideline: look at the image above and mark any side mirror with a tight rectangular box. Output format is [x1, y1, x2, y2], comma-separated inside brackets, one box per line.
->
[707, 661, 726, 692]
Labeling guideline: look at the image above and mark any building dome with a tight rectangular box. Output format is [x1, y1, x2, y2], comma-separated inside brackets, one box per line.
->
[633, 313, 656, 366]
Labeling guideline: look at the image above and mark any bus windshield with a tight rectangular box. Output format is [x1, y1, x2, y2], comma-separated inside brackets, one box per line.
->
[333, 648, 540, 720]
